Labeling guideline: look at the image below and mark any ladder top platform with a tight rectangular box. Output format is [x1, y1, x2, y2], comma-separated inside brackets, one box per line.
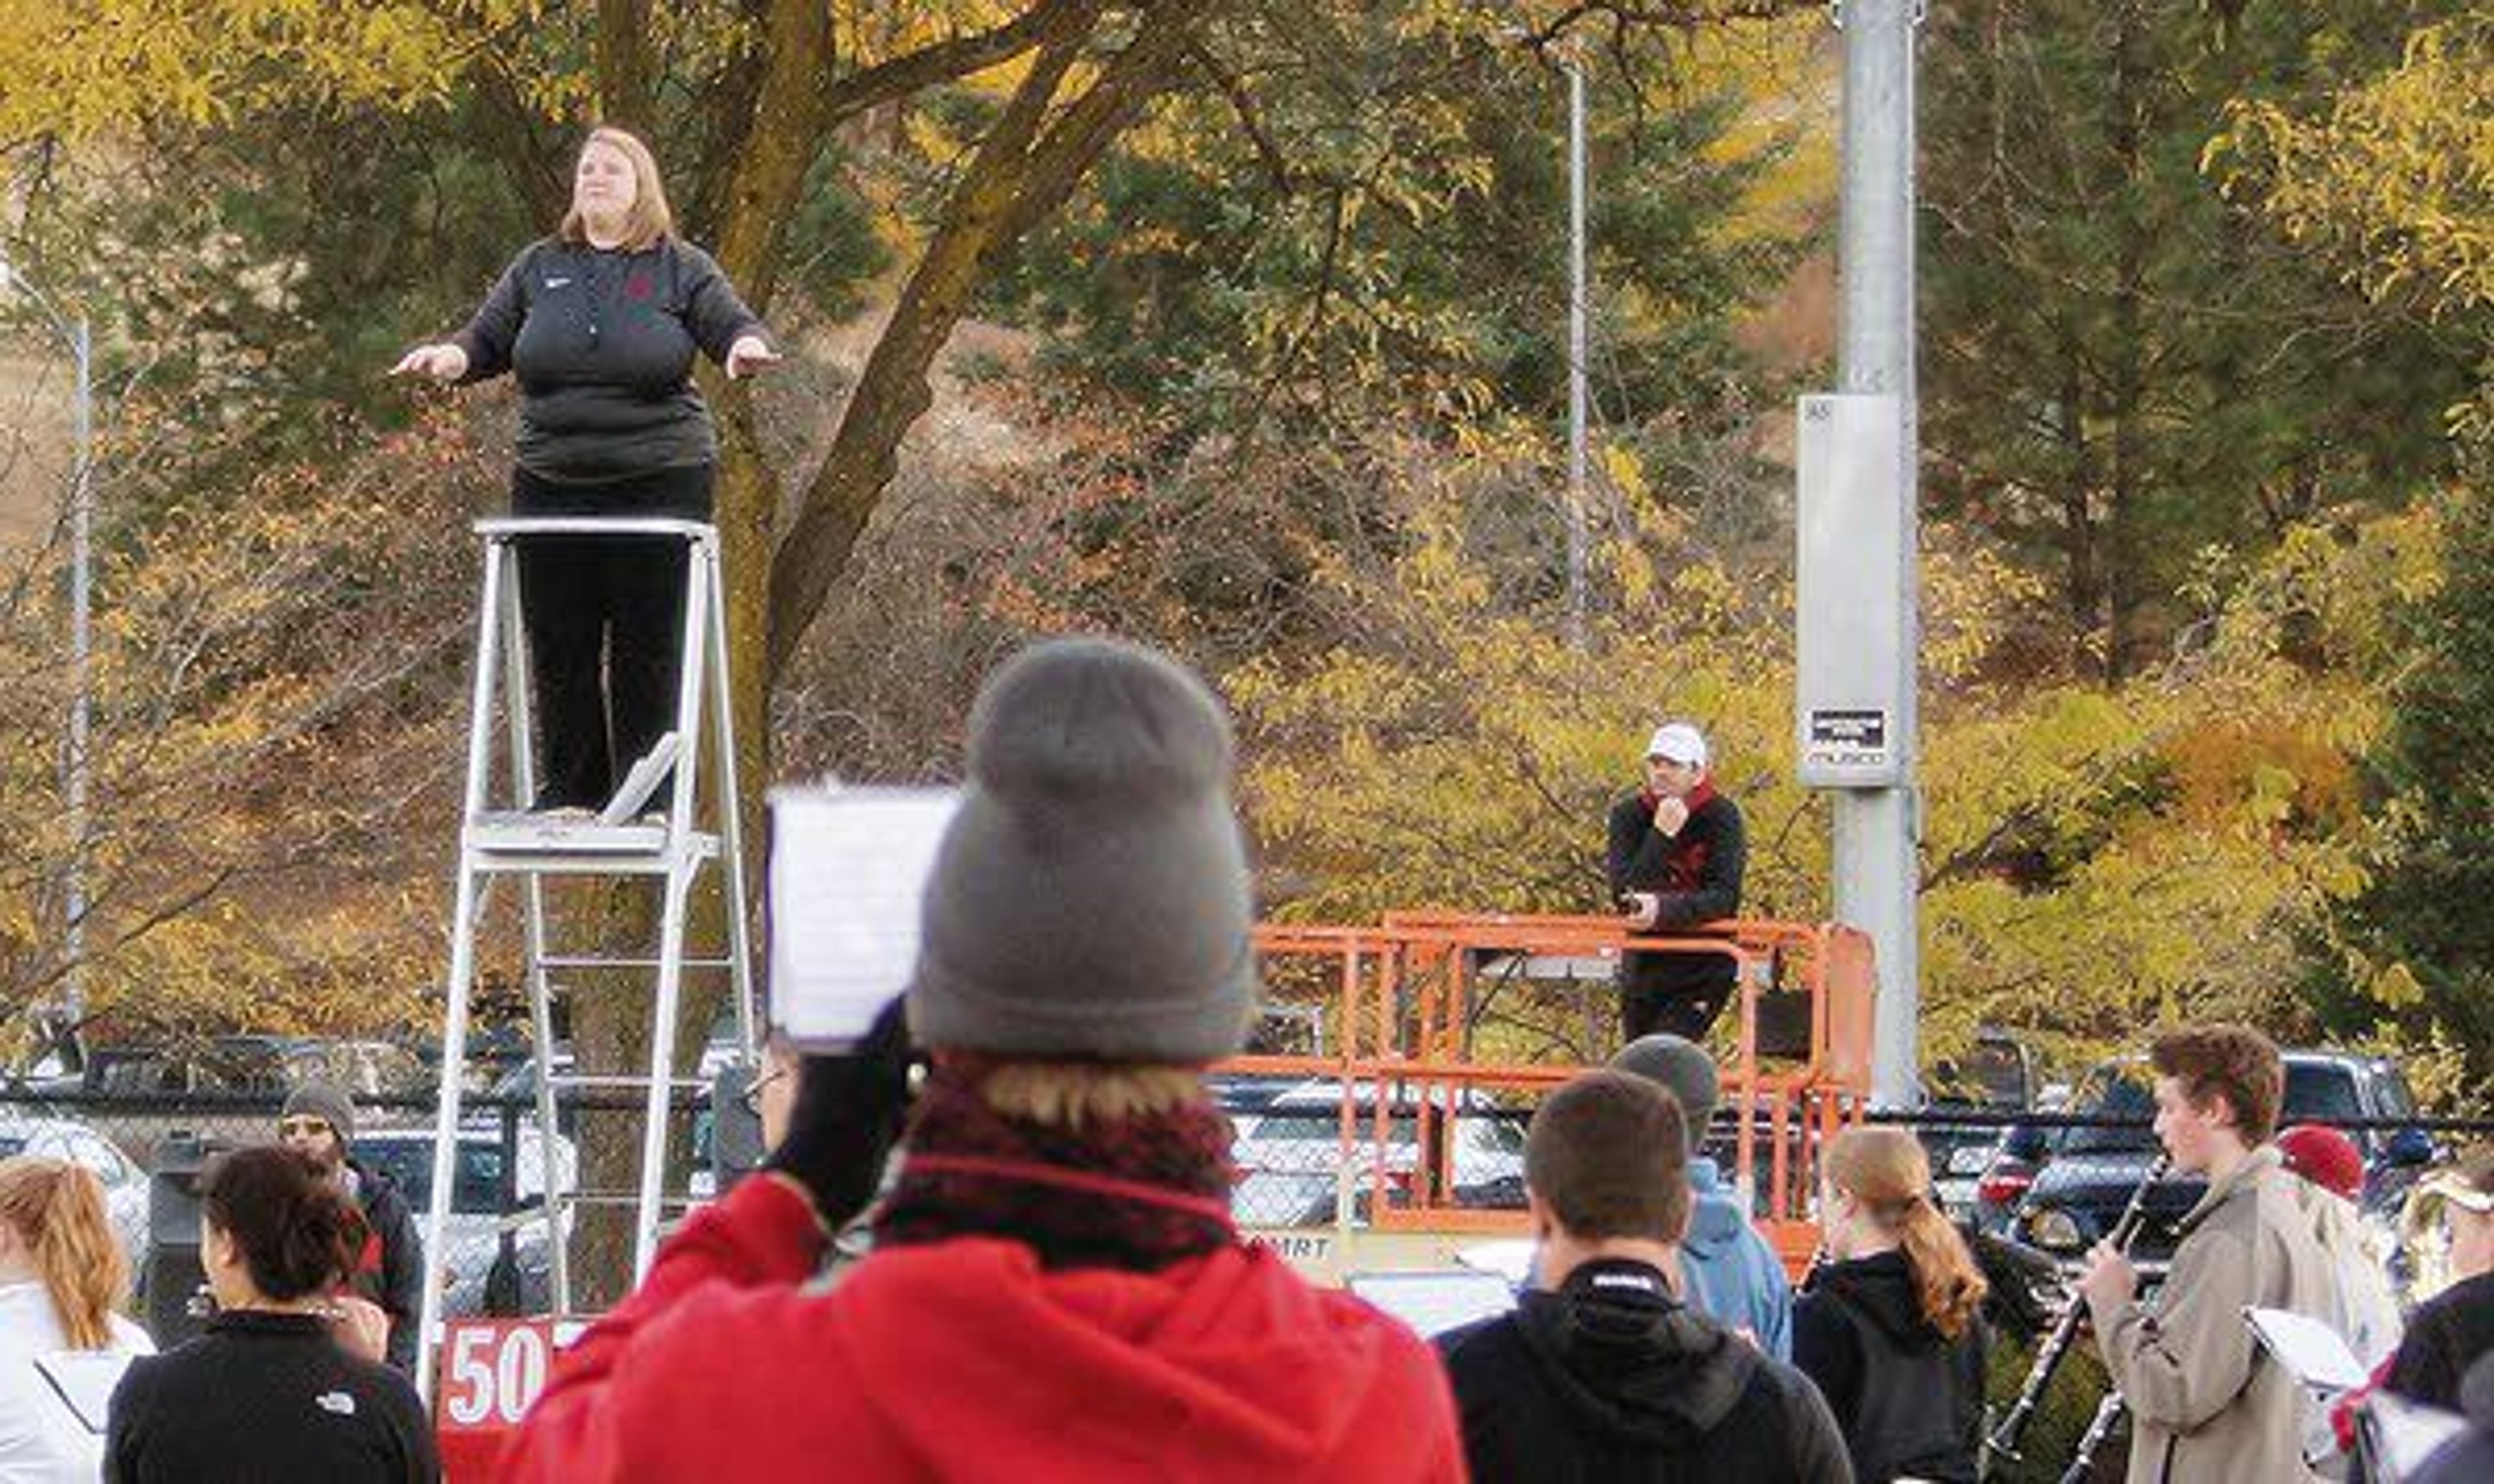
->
[475, 516, 718, 542]
[466, 811, 718, 861]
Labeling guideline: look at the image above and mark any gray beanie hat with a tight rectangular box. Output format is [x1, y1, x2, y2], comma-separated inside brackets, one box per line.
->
[281, 1081, 357, 1145]
[907, 637, 1259, 1063]
[1609, 1035, 1717, 1154]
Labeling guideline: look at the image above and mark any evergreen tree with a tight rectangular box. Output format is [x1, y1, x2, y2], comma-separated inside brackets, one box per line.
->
[2321, 479, 2494, 1084]
[1920, 0, 2474, 679]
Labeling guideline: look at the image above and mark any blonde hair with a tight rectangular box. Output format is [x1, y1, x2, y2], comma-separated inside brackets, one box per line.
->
[977, 1062, 1207, 1131]
[559, 125, 675, 251]
[1824, 1126, 1987, 1340]
[0, 1157, 129, 1350]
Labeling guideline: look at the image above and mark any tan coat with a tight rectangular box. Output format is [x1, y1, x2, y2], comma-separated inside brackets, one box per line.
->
[2088, 1145, 2339, 1484]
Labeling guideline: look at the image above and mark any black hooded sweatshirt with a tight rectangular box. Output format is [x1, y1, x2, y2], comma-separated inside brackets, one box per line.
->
[1791, 1250, 1988, 1484]
[1438, 1257, 1852, 1484]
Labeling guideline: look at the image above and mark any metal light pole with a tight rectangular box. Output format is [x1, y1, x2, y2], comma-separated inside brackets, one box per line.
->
[1563, 49, 1592, 649]
[1, 258, 96, 1029]
[1833, 0, 1922, 1107]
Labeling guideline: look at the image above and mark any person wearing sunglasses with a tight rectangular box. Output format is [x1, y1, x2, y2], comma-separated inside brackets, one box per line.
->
[277, 1085, 423, 1374]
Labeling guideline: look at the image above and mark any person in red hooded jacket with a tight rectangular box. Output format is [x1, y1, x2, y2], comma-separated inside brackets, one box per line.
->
[502, 638, 1461, 1483]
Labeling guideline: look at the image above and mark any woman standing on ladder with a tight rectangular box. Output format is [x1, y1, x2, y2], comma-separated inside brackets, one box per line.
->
[392, 125, 776, 816]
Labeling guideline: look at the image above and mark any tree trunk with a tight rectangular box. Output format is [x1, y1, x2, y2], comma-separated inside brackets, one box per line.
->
[2102, 0, 2147, 686]
[564, 0, 835, 1303]
[766, 0, 1219, 674]
[596, 0, 657, 129]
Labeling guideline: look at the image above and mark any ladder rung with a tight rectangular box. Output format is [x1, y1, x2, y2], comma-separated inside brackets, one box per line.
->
[477, 515, 714, 542]
[472, 854, 718, 879]
[556, 1190, 704, 1209]
[538, 955, 736, 972]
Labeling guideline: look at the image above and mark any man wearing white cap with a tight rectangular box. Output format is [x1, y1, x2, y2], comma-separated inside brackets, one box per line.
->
[1605, 721, 1746, 1042]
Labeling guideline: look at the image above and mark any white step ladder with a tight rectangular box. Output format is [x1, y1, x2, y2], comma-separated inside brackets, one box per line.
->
[414, 516, 757, 1402]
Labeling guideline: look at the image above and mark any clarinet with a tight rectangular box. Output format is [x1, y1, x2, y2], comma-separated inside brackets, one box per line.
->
[2059, 1390, 2126, 1484]
[1981, 1152, 2171, 1473]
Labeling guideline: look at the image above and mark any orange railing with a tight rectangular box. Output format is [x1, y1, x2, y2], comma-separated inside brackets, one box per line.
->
[1218, 914, 1876, 1273]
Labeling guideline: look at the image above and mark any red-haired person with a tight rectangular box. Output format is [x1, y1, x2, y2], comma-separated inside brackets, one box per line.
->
[0, 1157, 155, 1482]
[2075, 1025, 2338, 1484]
[1795, 1126, 1989, 1483]
[391, 124, 775, 817]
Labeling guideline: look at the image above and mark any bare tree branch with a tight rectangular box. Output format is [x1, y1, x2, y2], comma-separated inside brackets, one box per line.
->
[823, 0, 1098, 127]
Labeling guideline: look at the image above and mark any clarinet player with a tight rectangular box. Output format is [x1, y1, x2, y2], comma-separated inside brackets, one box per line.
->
[2072, 1025, 2339, 1484]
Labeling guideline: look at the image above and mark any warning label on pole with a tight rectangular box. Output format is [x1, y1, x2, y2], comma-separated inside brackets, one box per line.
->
[1804, 709, 1891, 772]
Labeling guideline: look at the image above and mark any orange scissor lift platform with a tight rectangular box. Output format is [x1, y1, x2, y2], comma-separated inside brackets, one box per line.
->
[1215, 914, 1878, 1282]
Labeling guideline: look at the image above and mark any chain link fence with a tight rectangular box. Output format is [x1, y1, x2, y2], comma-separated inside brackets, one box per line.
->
[0, 1087, 570, 1349]
[14, 1076, 2487, 1346]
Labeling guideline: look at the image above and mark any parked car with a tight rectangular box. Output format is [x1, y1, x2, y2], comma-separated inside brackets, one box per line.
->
[1979, 1050, 2435, 1272]
[75, 1037, 295, 1097]
[353, 1123, 577, 1318]
[1209, 1072, 1302, 1122]
[277, 1039, 429, 1098]
[0, 1111, 150, 1263]
[1918, 1029, 2040, 1219]
[1229, 1079, 1530, 1226]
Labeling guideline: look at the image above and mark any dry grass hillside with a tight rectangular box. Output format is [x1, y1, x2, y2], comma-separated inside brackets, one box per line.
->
[0, 347, 71, 553]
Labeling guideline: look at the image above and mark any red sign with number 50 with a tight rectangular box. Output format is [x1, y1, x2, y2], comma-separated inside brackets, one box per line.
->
[438, 1320, 555, 1430]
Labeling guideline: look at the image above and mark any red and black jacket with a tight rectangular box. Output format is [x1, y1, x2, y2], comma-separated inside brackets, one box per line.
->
[1606, 780, 1747, 929]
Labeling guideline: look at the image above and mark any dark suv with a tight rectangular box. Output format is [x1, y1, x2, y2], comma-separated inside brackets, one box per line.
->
[1979, 1050, 2435, 1269]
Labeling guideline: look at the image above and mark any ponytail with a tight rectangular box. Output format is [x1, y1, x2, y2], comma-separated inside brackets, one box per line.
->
[1893, 1192, 1987, 1340]
[0, 1156, 129, 1350]
[1824, 1126, 1988, 1340]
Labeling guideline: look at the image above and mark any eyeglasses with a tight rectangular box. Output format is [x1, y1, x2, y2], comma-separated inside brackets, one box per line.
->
[277, 1116, 334, 1138]
[738, 1065, 788, 1118]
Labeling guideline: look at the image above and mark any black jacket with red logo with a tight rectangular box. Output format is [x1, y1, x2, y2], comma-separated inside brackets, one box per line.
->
[451, 236, 764, 482]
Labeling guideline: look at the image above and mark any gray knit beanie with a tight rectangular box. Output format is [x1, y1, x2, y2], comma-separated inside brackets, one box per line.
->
[281, 1081, 357, 1146]
[1609, 1035, 1717, 1154]
[906, 637, 1258, 1063]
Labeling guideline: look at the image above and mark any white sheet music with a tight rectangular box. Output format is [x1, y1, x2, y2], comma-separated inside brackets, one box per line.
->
[2244, 1305, 2371, 1391]
[1346, 1270, 1518, 1338]
[768, 785, 961, 1048]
